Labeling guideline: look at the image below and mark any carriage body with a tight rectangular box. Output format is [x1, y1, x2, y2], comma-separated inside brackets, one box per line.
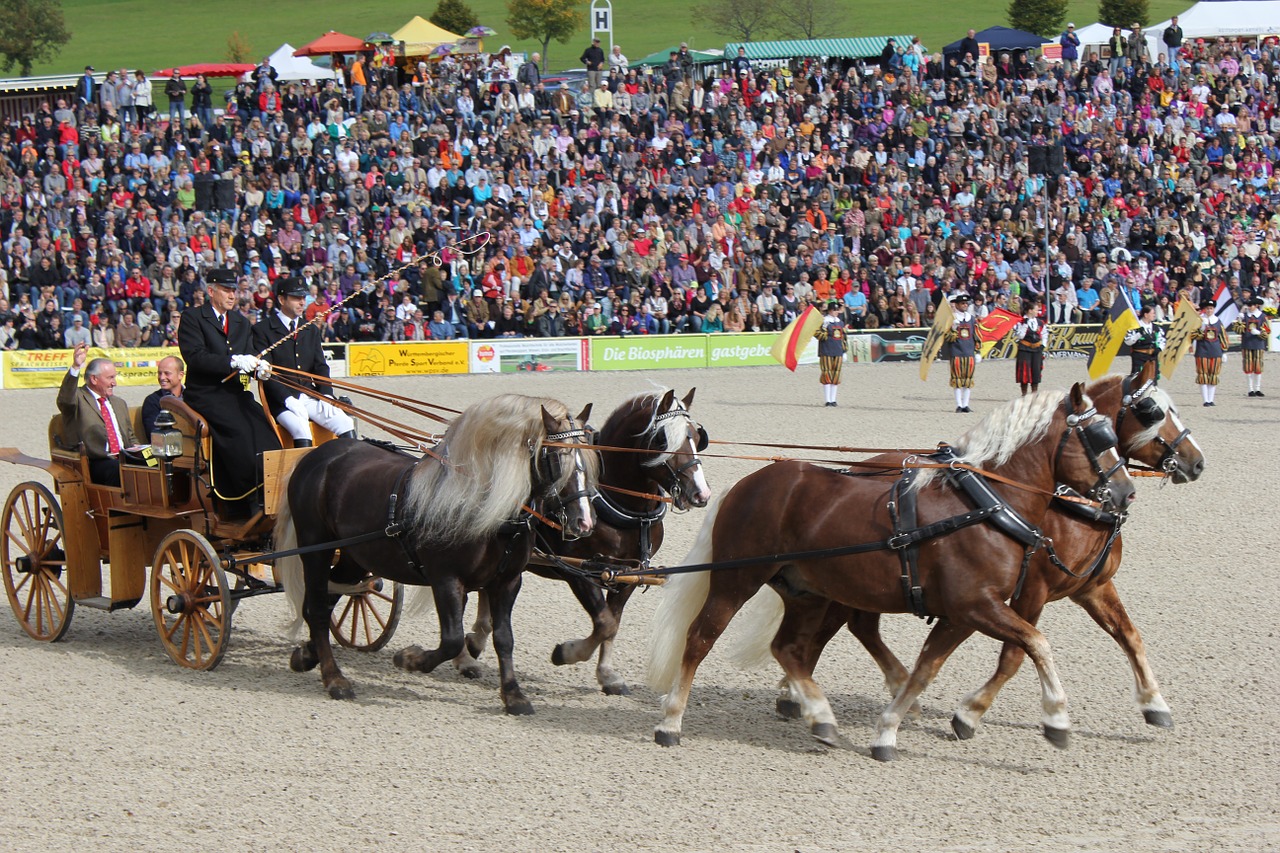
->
[1, 398, 399, 670]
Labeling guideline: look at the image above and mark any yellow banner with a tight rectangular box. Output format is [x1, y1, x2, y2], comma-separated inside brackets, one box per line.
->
[3, 347, 180, 390]
[1159, 299, 1202, 379]
[348, 342, 469, 377]
[919, 296, 954, 381]
[1088, 295, 1139, 380]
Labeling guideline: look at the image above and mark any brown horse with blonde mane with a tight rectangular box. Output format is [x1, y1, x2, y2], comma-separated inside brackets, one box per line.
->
[733, 366, 1206, 759]
[277, 394, 598, 714]
[647, 382, 1136, 756]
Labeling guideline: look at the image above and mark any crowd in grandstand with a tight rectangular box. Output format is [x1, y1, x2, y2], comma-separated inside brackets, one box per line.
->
[2, 25, 1280, 350]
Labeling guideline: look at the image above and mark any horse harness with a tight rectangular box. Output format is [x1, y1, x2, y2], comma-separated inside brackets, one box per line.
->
[886, 408, 1128, 619]
[650, 408, 709, 509]
[1115, 374, 1190, 476]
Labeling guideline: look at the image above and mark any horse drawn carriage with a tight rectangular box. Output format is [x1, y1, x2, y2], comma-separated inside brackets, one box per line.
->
[0, 395, 402, 671]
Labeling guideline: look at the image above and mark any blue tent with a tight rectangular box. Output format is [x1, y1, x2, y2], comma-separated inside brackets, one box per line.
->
[942, 26, 1049, 58]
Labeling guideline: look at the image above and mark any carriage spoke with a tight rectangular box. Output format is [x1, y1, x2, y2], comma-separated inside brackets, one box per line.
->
[163, 611, 188, 642]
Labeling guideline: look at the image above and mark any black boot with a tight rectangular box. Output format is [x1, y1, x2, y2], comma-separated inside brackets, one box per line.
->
[337, 430, 358, 439]
[293, 438, 314, 448]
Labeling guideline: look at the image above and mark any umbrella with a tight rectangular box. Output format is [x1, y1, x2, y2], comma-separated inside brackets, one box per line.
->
[365, 32, 396, 44]
[428, 44, 457, 58]
[466, 26, 497, 37]
[293, 31, 366, 57]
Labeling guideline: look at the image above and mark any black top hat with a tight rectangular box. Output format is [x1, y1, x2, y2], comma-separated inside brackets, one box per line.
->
[826, 299, 843, 311]
[1246, 296, 1265, 307]
[275, 276, 307, 298]
[1199, 297, 1217, 309]
[948, 290, 971, 303]
[206, 268, 237, 286]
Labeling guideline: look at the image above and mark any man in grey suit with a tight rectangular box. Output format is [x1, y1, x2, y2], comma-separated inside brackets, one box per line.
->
[56, 343, 138, 487]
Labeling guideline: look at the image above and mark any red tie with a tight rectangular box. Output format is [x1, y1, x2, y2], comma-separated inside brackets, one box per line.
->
[222, 313, 229, 335]
[99, 396, 121, 455]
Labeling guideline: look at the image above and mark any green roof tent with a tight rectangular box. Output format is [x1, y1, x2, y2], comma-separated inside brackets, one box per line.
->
[630, 46, 722, 68]
[724, 36, 916, 61]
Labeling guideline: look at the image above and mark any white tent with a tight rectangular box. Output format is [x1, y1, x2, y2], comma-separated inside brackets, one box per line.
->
[1069, 22, 1161, 61]
[1150, 0, 1280, 38]
[267, 43, 337, 81]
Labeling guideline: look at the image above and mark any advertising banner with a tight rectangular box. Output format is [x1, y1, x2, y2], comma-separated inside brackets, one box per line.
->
[587, 337, 708, 371]
[469, 338, 587, 374]
[347, 342, 469, 377]
[2, 347, 181, 390]
[322, 343, 348, 378]
[707, 333, 781, 367]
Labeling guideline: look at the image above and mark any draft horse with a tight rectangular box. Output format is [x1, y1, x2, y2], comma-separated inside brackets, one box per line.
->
[277, 394, 598, 714]
[737, 367, 1206, 758]
[448, 389, 712, 695]
[647, 383, 1136, 755]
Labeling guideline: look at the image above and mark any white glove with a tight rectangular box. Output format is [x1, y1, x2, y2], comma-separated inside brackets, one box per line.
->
[285, 396, 306, 417]
[974, 352, 983, 365]
[230, 354, 259, 374]
[254, 360, 272, 381]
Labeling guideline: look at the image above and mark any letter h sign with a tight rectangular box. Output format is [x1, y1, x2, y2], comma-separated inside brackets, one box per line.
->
[591, 0, 613, 49]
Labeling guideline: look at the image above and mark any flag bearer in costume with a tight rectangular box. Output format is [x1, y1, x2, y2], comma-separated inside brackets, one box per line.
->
[814, 300, 848, 407]
[944, 291, 977, 412]
[1013, 297, 1047, 396]
[1191, 297, 1226, 406]
[1124, 303, 1164, 380]
[1231, 296, 1270, 397]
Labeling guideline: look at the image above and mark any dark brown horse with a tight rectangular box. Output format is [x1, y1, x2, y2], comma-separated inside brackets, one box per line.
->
[276, 394, 598, 714]
[447, 388, 712, 694]
[738, 368, 1205, 756]
[647, 383, 1136, 755]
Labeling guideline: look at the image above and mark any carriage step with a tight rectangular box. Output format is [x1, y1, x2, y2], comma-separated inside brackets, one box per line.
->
[74, 596, 140, 612]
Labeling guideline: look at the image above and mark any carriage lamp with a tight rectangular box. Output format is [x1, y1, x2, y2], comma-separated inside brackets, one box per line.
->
[151, 410, 183, 459]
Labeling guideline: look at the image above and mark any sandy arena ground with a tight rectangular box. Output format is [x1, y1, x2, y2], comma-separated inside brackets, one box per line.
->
[0, 357, 1277, 852]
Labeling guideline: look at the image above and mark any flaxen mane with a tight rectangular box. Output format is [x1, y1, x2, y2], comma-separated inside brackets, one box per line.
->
[403, 394, 581, 546]
[602, 389, 689, 468]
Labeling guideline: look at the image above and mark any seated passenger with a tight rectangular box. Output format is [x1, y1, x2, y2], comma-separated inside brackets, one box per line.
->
[57, 343, 137, 487]
[252, 276, 356, 446]
[141, 355, 186, 437]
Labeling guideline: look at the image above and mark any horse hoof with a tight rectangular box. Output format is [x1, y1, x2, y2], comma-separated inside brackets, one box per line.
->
[776, 697, 802, 720]
[951, 715, 976, 741]
[327, 683, 355, 701]
[550, 644, 570, 666]
[465, 635, 485, 660]
[870, 745, 898, 762]
[289, 646, 318, 673]
[1143, 709, 1174, 729]
[504, 699, 535, 716]
[654, 729, 681, 747]
[601, 681, 631, 696]
[458, 664, 482, 680]
[811, 722, 840, 746]
[1043, 726, 1070, 749]
[393, 646, 422, 671]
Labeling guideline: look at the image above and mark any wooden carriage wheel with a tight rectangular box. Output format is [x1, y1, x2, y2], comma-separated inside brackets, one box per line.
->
[330, 578, 402, 652]
[149, 530, 231, 671]
[2, 482, 74, 642]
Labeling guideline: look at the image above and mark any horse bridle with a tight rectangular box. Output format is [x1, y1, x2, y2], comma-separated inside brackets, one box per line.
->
[535, 425, 596, 539]
[651, 408, 709, 511]
[1116, 376, 1191, 476]
[1054, 404, 1127, 512]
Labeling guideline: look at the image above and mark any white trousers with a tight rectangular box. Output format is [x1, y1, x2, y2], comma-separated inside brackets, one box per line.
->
[277, 395, 355, 441]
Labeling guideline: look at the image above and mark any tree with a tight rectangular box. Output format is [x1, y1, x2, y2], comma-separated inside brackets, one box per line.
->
[506, 0, 582, 72]
[0, 0, 71, 77]
[692, 0, 778, 44]
[432, 0, 480, 36]
[226, 30, 254, 63]
[771, 0, 841, 41]
[1008, 0, 1068, 38]
[1098, 0, 1149, 28]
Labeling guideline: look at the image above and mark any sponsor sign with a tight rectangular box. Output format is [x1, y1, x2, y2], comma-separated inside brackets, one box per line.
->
[469, 338, 587, 374]
[347, 342, 468, 377]
[2, 347, 181, 390]
[707, 333, 781, 367]
[587, 337, 708, 371]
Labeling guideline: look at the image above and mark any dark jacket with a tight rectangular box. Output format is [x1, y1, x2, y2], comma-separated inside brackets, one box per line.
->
[251, 311, 333, 418]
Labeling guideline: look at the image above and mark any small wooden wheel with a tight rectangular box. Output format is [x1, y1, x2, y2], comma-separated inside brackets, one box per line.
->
[150, 530, 231, 670]
[330, 578, 402, 651]
[2, 482, 74, 642]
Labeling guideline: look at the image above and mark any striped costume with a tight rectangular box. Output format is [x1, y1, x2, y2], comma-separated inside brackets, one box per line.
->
[945, 313, 977, 389]
[1231, 311, 1270, 375]
[815, 320, 847, 385]
[1192, 317, 1225, 385]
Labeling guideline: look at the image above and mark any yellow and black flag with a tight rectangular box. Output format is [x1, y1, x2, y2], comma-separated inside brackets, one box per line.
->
[1088, 290, 1139, 380]
[919, 295, 954, 381]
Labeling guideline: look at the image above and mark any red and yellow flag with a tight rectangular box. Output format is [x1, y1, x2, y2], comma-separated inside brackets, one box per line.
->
[770, 305, 822, 371]
[977, 307, 1021, 357]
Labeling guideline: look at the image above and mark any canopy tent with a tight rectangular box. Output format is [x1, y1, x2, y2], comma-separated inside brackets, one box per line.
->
[392, 16, 463, 55]
[630, 46, 721, 68]
[266, 44, 337, 81]
[1147, 1, 1280, 39]
[942, 26, 1049, 57]
[153, 62, 255, 78]
[724, 37, 915, 60]
[293, 31, 367, 57]
[1069, 22, 1161, 61]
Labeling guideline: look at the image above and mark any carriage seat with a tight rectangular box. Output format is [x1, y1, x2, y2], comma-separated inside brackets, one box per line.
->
[256, 379, 341, 449]
[158, 397, 213, 470]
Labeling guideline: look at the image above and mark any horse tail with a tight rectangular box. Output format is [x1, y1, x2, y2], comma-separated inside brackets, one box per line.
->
[404, 585, 438, 621]
[274, 477, 305, 642]
[646, 495, 721, 693]
[726, 588, 785, 671]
